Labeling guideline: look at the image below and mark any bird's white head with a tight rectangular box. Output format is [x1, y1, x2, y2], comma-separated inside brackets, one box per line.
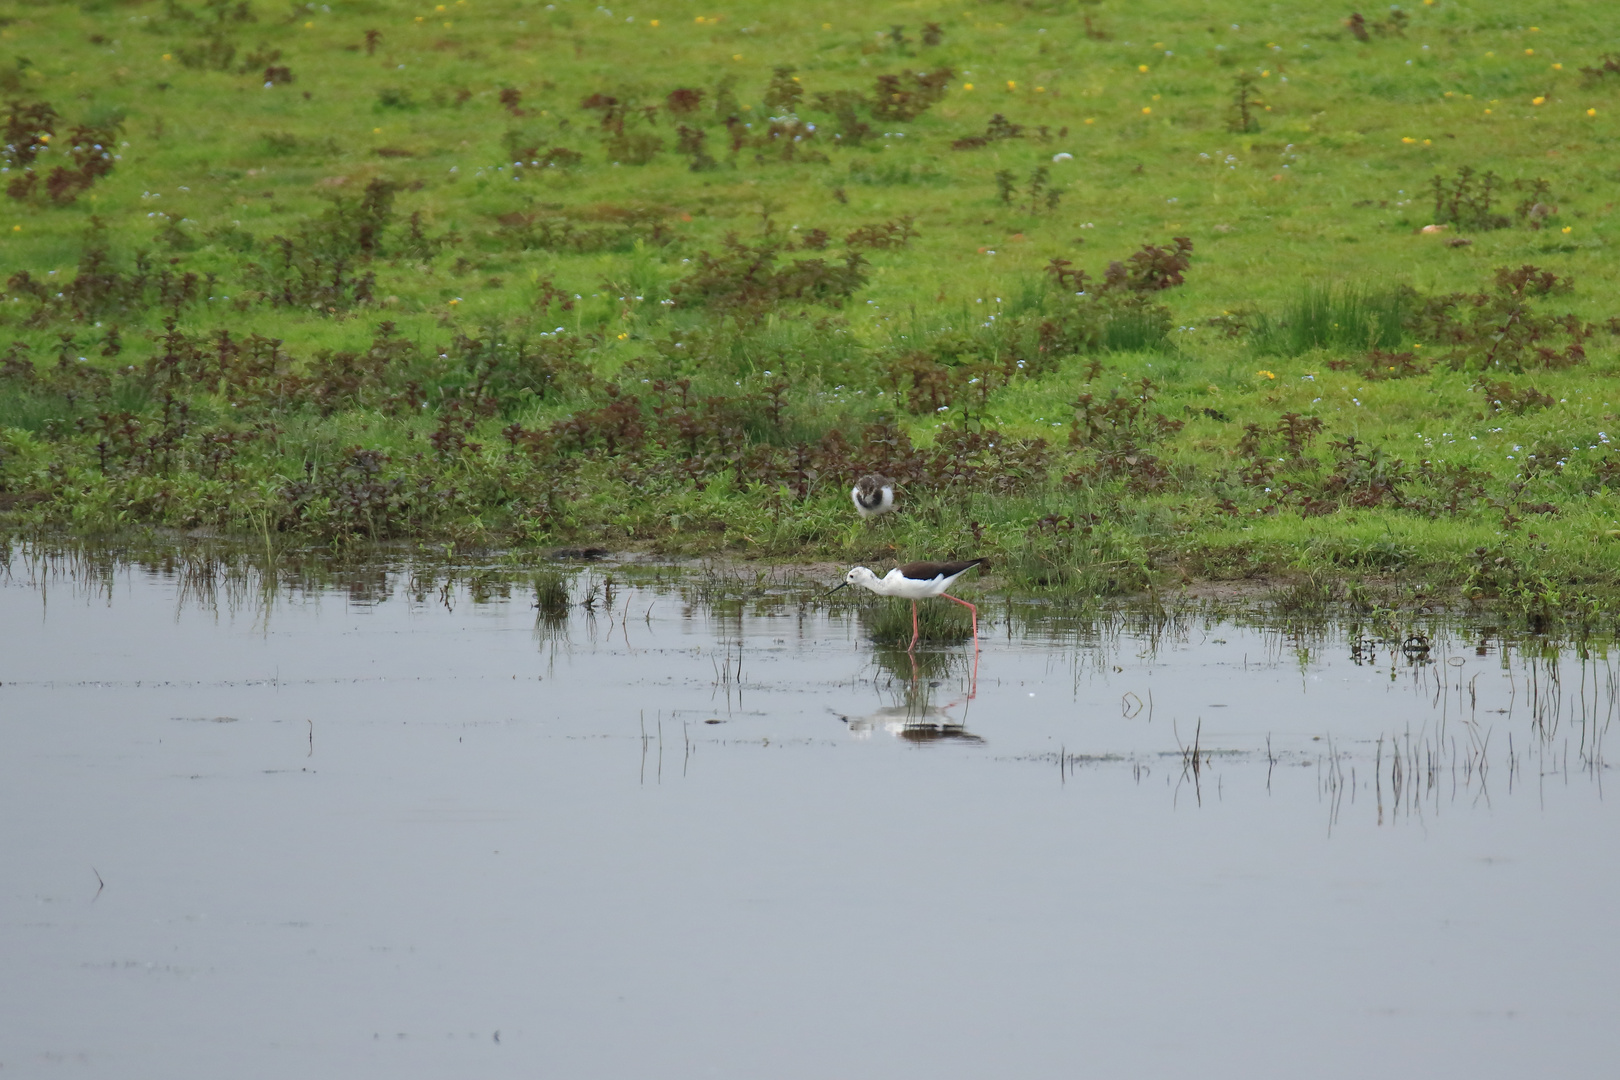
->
[828, 565, 880, 595]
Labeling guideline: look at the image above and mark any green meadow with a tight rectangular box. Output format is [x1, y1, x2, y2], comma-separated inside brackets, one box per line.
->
[2, 0, 1619, 608]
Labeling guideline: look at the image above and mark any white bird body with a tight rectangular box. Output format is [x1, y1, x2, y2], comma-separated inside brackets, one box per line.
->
[841, 561, 978, 600]
[851, 474, 896, 519]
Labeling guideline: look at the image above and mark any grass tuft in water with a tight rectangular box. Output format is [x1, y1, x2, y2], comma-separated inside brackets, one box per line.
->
[533, 569, 572, 622]
[857, 597, 974, 647]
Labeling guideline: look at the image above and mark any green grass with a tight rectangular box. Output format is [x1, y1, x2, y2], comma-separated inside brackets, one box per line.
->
[857, 595, 975, 647]
[1250, 283, 1410, 356]
[3, 0, 1620, 611]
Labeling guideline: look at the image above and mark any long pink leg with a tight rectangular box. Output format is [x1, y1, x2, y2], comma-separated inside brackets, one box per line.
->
[909, 600, 920, 653]
[941, 594, 979, 651]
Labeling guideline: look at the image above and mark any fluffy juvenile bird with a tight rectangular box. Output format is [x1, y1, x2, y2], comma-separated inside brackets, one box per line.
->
[851, 474, 896, 520]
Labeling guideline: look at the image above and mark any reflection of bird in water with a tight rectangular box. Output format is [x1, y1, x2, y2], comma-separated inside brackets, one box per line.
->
[834, 704, 984, 744]
[851, 474, 896, 520]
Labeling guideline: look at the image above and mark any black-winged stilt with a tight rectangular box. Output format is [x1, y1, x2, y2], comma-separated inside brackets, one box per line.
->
[828, 558, 985, 652]
[851, 474, 896, 519]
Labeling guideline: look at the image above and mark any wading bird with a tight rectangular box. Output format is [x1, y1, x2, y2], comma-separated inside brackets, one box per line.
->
[851, 474, 896, 520]
[828, 558, 985, 652]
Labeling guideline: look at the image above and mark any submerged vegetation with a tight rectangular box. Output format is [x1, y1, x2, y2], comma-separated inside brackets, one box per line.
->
[2, 0, 1620, 612]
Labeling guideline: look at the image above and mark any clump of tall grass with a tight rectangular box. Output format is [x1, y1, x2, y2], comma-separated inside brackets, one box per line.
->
[533, 569, 571, 624]
[856, 598, 973, 647]
[1001, 535, 1154, 596]
[1251, 284, 1409, 356]
[843, 160, 952, 187]
[1103, 306, 1172, 352]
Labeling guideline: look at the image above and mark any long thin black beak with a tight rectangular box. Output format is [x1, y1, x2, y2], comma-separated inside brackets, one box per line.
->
[826, 582, 849, 595]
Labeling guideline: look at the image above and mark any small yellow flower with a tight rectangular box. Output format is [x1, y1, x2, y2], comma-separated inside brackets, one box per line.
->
[39, 134, 49, 142]
[373, 127, 382, 133]
[1084, 117, 1095, 124]
[435, 4, 445, 10]
[1152, 93, 1161, 101]
[1423, 138, 1432, 145]
[1261, 69, 1270, 77]
[1142, 106, 1152, 114]
[11, 225, 20, 232]
[1035, 86, 1045, 93]
[822, 23, 831, 30]
[1138, 65, 1149, 73]
[1257, 370, 1276, 380]
[1006, 80, 1016, 90]
[1485, 51, 1495, 58]
[1525, 48, 1534, 56]
[650, 19, 658, 26]
[1588, 108, 1598, 117]
[1484, 108, 1492, 114]
[1553, 63, 1562, 70]
[1562, 226, 1572, 234]
[415, 16, 423, 22]
[442, 21, 451, 27]
[162, 53, 172, 60]
[732, 53, 742, 60]
[449, 298, 460, 305]
[963, 83, 974, 91]
[1532, 96, 1545, 105]
[1445, 91, 1454, 97]
[617, 332, 628, 339]
[304, 20, 313, 28]
[1402, 136, 1416, 144]
[1530, 26, 1539, 32]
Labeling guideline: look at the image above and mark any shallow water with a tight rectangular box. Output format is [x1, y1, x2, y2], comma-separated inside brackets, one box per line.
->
[1, 553, 1615, 1078]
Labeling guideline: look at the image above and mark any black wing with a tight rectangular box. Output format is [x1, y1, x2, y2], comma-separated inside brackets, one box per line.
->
[896, 558, 985, 581]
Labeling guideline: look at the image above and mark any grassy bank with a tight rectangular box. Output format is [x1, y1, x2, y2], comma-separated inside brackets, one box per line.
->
[3, 0, 1620, 608]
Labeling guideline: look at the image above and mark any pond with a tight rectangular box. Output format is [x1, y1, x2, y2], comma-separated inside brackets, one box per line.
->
[1, 549, 1614, 1078]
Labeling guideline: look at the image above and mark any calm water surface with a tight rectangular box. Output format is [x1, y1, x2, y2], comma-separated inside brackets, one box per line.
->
[1, 553, 1614, 1078]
